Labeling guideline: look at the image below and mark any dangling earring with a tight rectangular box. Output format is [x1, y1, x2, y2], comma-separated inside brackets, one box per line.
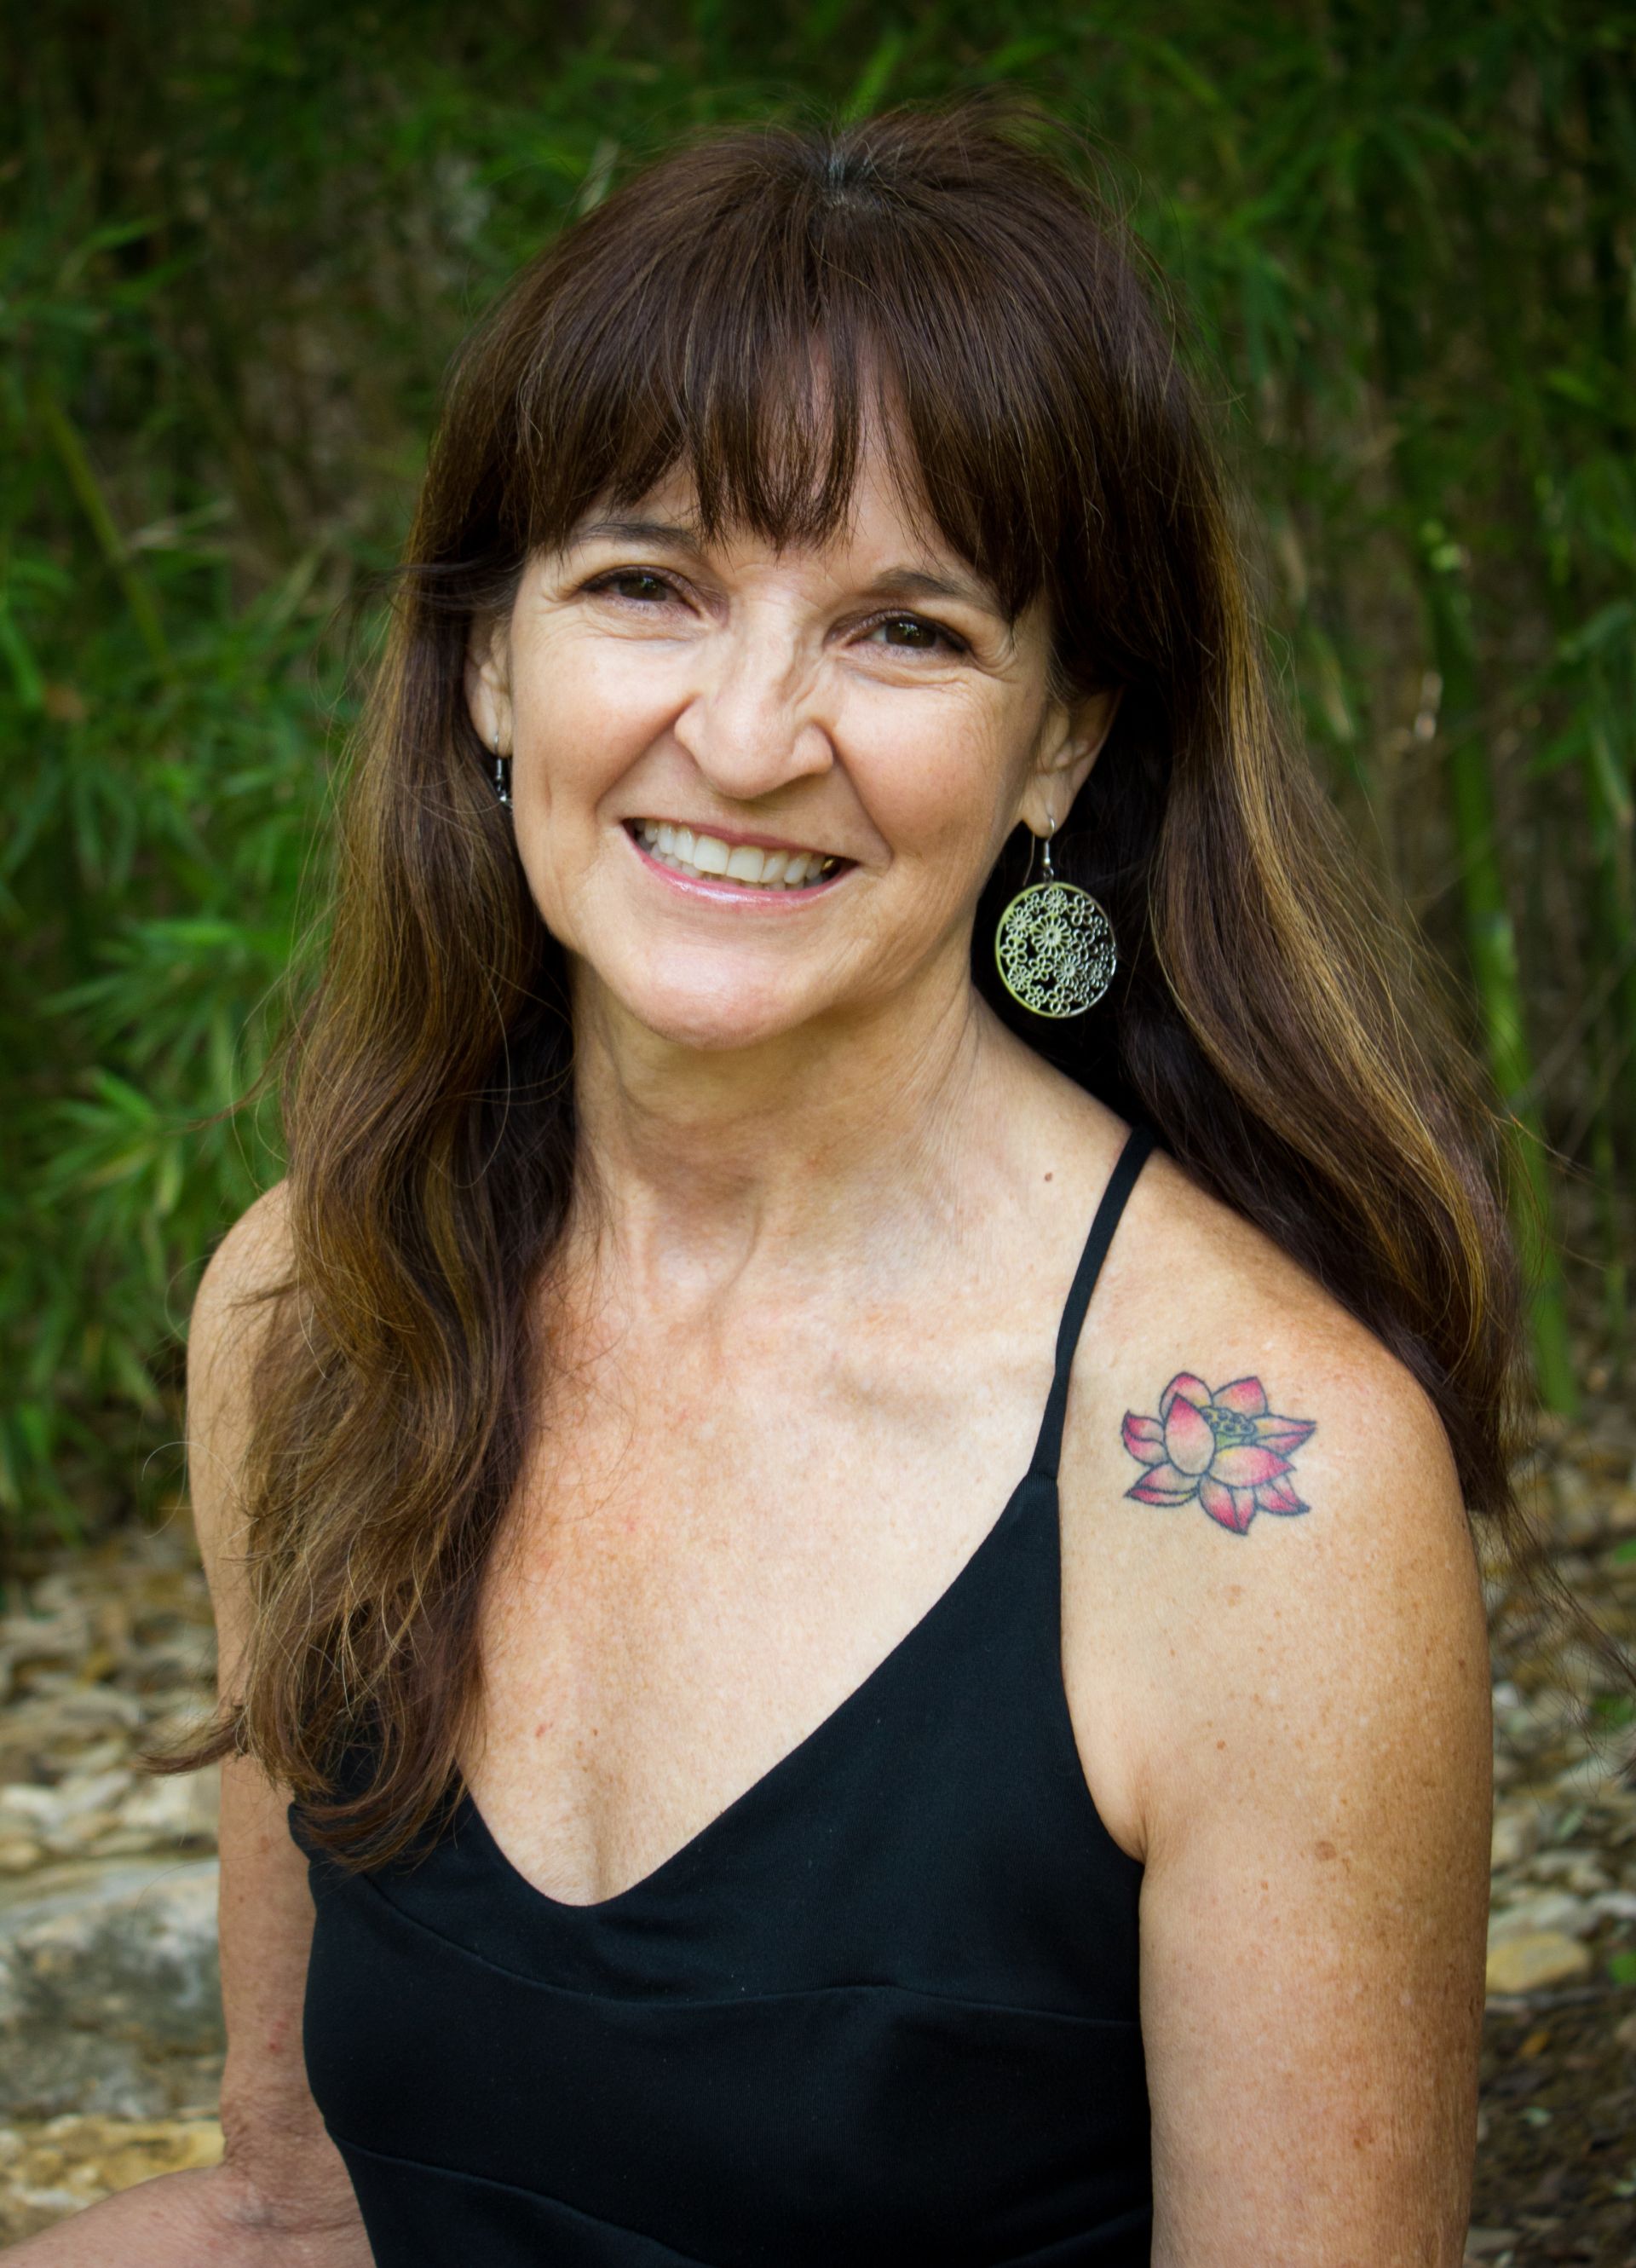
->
[490, 729, 512, 811]
[993, 808, 1116, 1018]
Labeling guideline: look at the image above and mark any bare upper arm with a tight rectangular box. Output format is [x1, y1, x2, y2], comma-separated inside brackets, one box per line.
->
[185, 1185, 366, 2246]
[1103, 1305, 1490, 2265]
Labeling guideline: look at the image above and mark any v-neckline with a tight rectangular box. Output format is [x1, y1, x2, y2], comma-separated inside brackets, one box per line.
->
[452, 1463, 1047, 1919]
[446, 1120, 1155, 1922]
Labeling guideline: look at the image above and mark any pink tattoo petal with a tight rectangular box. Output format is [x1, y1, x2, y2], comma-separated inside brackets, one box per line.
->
[1121, 1411, 1168, 1466]
[1163, 1394, 1216, 1476]
[1199, 1474, 1256, 1533]
[1123, 1371, 1316, 1536]
[1126, 1463, 1201, 1504]
[1253, 1415, 1316, 1452]
[1158, 1371, 1212, 1422]
[1209, 1442, 1291, 1489]
[1213, 1376, 1268, 1417]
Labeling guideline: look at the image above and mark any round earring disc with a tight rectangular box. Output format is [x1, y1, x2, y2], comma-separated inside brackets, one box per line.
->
[994, 881, 1116, 1018]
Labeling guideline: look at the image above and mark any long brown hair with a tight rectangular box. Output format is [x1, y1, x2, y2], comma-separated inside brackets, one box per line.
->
[158, 92, 1559, 1867]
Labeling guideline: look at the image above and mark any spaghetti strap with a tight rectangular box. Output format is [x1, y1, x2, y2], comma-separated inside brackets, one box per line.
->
[1028, 1121, 1159, 1482]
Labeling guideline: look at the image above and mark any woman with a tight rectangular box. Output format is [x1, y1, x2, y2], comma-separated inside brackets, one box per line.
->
[18, 96, 1514, 2266]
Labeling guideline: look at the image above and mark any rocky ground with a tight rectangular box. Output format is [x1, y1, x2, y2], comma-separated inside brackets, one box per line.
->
[2, 1423, 1635, 2265]
[0, 1520, 224, 2246]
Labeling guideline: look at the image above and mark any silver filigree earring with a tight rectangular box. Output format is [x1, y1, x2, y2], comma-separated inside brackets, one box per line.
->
[993, 810, 1117, 1019]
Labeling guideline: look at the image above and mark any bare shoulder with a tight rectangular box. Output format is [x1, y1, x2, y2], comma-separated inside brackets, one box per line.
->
[189, 1175, 294, 1365]
[1063, 1137, 1483, 1839]
[1061, 1134, 1492, 2260]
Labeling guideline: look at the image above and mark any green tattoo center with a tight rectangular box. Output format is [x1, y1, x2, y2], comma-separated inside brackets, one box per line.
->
[1203, 1404, 1257, 1448]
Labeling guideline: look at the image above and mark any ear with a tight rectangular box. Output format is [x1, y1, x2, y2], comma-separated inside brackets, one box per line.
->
[464, 612, 513, 753]
[1014, 684, 1123, 839]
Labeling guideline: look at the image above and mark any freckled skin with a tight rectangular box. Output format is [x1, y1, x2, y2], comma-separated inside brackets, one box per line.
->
[1058, 1159, 1487, 2263]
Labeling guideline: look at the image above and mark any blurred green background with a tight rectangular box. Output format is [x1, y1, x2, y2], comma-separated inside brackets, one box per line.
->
[5, 0, 1633, 1555]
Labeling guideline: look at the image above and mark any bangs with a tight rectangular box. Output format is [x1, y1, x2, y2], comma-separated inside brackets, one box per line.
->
[494, 118, 1115, 627]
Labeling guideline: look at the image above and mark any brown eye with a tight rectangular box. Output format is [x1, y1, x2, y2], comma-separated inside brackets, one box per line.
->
[591, 570, 675, 603]
[866, 613, 965, 655]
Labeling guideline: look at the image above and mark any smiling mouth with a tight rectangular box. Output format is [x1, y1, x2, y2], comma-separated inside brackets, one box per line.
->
[625, 818, 851, 891]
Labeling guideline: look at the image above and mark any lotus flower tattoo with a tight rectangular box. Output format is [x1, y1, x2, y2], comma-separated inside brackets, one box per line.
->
[1121, 1372, 1316, 1535]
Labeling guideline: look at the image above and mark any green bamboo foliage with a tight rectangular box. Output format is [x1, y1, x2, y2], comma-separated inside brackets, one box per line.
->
[3, 0, 1632, 1550]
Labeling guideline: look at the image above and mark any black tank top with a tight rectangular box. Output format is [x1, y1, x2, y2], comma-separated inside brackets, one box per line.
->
[291, 1121, 1158, 2265]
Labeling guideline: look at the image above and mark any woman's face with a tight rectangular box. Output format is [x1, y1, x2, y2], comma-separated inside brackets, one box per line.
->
[465, 436, 1115, 1054]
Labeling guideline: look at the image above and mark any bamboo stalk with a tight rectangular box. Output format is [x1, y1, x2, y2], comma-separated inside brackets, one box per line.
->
[1363, 234, 1580, 1412]
[32, 379, 176, 680]
[1591, 1109, 1630, 1373]
[1426, 554, 1580, 1415]
[1461, 73, 1636, 1361]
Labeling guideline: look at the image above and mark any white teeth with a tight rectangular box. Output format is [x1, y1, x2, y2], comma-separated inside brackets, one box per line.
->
[629, 821, 838, 891]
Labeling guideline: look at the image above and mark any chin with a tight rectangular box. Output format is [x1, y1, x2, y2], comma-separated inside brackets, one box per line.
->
[611, 969, 826, 1055]
[636, 1004, 818, 1054]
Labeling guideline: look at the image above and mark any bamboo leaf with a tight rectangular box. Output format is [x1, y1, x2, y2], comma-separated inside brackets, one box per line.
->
[842, 32, 905, 123]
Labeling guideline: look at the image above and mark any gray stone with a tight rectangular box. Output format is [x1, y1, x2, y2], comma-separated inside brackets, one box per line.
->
[0, 1860, 222, 2121]
[1555, 1751, 1636, 1802]
[1489, 1803, 1541, 1871]
[0, 2034, 173, 2122]
[1487, 1887, 1598, 1943]
[1526, 1847, 1613, 1896]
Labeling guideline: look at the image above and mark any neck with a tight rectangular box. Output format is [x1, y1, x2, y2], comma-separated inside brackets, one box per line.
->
[564, 963, 1044, 1319]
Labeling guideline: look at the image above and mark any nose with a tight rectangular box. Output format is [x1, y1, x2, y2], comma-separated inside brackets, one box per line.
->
[671, 611, 834, 801]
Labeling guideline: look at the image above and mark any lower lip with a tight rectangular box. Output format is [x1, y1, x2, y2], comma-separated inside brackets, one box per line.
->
[623, 826, 854, 909]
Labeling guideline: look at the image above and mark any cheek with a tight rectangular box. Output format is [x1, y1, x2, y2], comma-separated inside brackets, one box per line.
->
[511, 632, 674, 799]
[841, 691, 1022, 877]
[504, 638, 654, 935]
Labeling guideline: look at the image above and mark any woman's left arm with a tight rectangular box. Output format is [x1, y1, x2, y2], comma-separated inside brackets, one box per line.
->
[1133, 1354, 1493, 2268]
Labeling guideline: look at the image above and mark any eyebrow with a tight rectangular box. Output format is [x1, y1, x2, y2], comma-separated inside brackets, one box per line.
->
[569, 517, 1005, 618]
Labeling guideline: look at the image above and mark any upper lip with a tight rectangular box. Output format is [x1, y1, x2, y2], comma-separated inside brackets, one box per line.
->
[626, 817, 849, 862]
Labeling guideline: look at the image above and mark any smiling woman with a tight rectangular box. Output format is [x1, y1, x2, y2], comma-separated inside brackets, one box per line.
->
[32, 89, 1532, 2268]
[463, 430, 1120, 1062]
